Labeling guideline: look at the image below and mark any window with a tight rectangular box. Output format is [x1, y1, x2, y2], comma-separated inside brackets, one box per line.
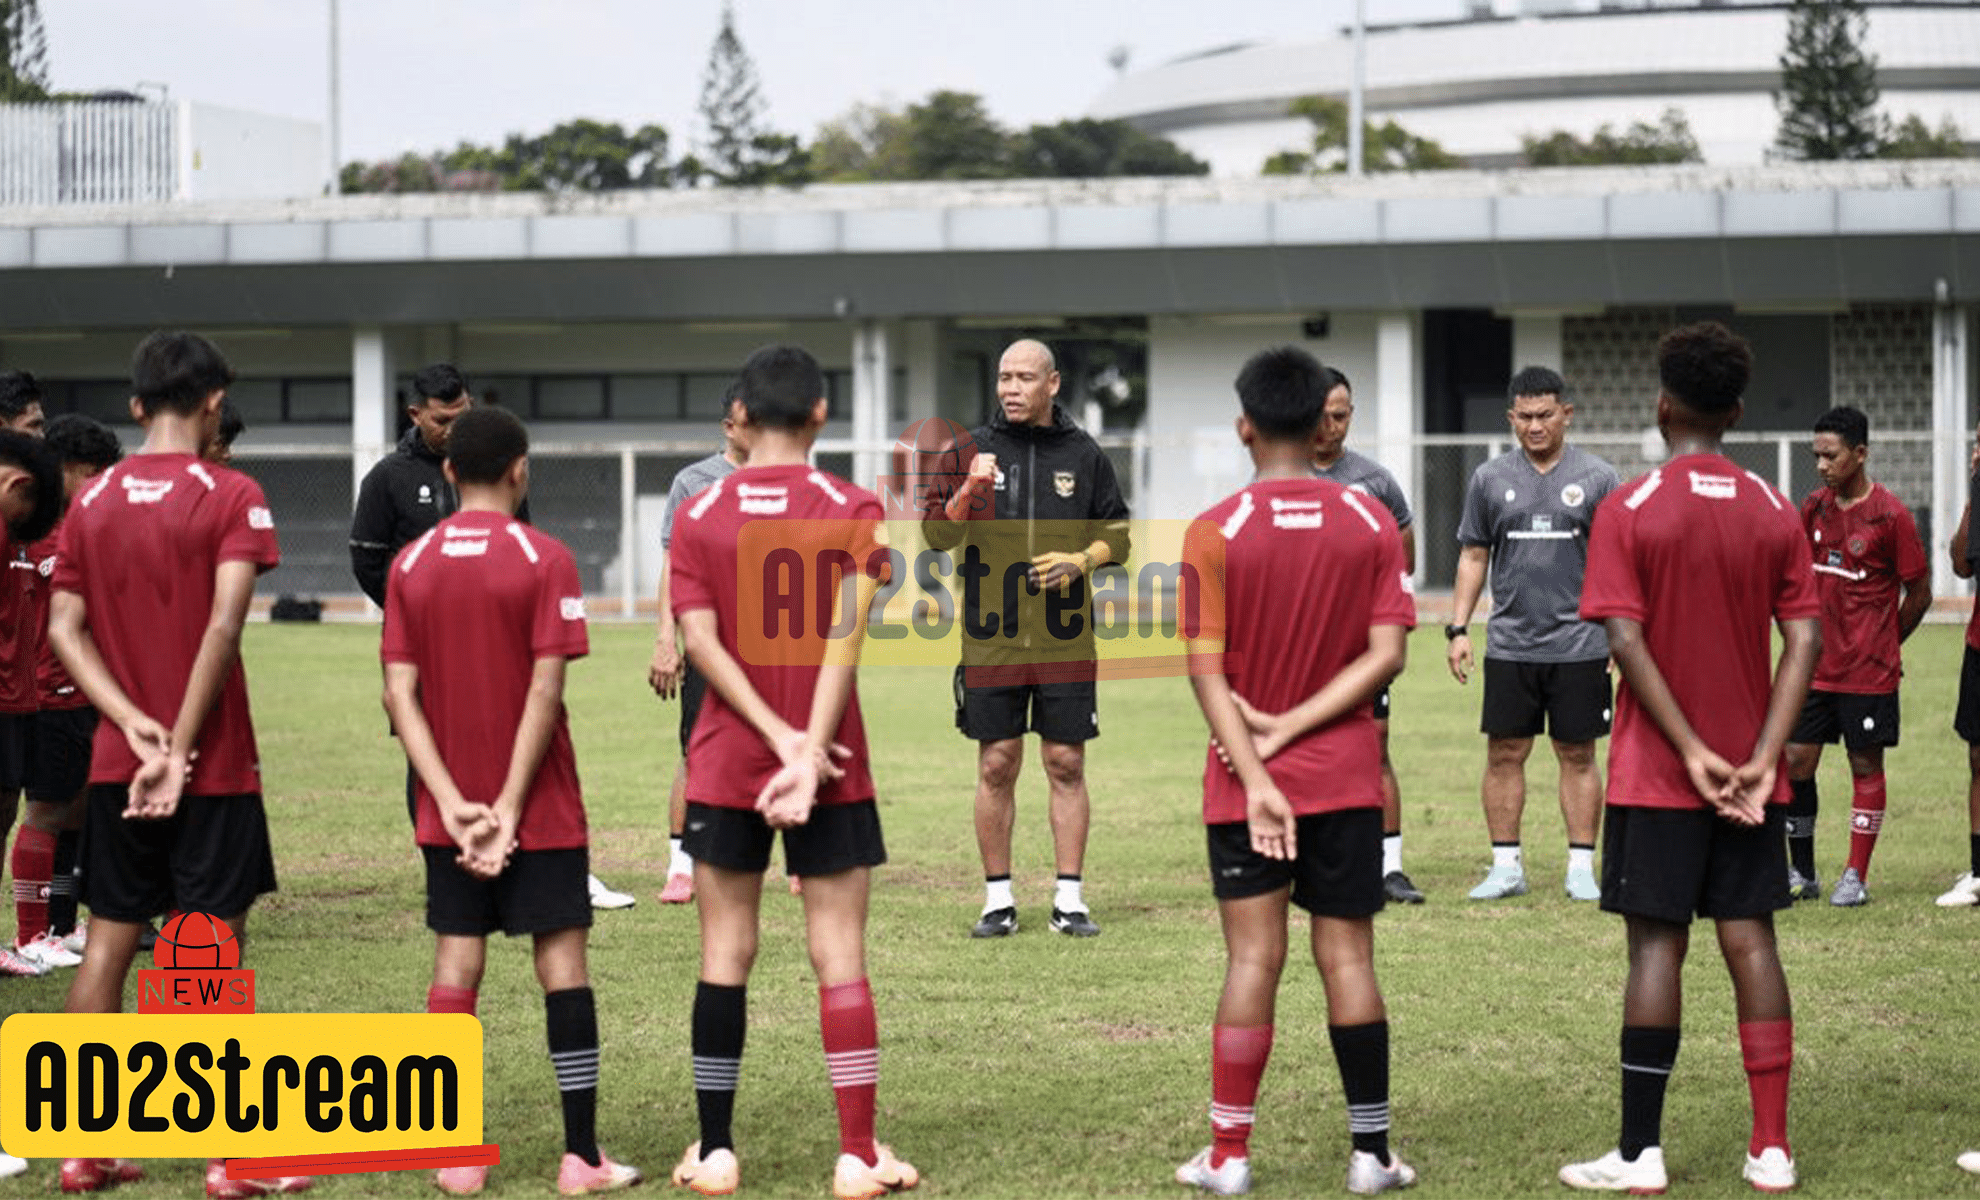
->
[285, 378, 352, 422]
[228, 379, 283, 425]
[610, 374, 681, 419]
[536, 376, 607, 420]
[683, 373, 735, 419]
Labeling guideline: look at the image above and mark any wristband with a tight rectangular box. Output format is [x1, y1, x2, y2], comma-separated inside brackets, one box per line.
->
[1445, 624, 1468, 641]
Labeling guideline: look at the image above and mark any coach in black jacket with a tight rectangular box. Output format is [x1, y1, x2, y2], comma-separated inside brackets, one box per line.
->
[923, 339, 1130, 941]
[348, 364, 479, 606]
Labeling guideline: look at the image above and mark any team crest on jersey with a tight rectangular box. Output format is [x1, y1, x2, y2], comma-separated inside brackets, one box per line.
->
[121, 476, 174, 504]
[1848, 536, 1867, 556]
[1053, 471, 1076, 499]
[1561, 483, 1585, 507]
[36, 555, 54, 577]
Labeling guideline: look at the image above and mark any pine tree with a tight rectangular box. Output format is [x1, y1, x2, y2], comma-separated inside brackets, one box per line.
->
[1773, 0, 1884, 161]
[694, 2, 808, 187]
[0, 0, 50, 103]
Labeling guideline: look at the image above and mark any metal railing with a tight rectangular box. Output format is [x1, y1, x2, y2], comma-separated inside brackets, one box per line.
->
[0, 101, 178, 207]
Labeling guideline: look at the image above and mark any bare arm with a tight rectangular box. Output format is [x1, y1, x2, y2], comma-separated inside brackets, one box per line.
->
[1399, 526, 1417, 575]
[1188, 641, 1297, 860]
[48, 589, 169, 763]
[1726, 617, 1821, 814]
[680, 608, 798, 753]
[1604, 616, 1747, 822]
[382, 661, 502, 875]
[647, 551, 681, 698]
[1235, 625, 1408, 759]
[493, 656, 565, 829]
[1953, 502, 1973, 581]
[125, 560, 259, 818]
[1446, 544, 1490, 683]
[1896, 576, 1933, 642]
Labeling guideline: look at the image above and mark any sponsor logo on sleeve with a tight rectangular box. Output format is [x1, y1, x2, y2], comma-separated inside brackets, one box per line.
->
[247, 506, 274, 530]
[559, 597, 586, 621]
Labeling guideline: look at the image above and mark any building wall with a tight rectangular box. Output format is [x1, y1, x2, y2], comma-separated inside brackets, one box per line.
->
[184, 104, 327, 202]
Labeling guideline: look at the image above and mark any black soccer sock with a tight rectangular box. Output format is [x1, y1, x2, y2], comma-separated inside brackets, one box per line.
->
[545, 987, 601, 1167]
[1786, 779, 1818, 877]
[1970, 832, 1979, 876]
[1327, 1021, 1391, 1161]
[1619, 1025, 1680, 1160]
[48, 830, 80, 936]
[693, 981, 747, 1154]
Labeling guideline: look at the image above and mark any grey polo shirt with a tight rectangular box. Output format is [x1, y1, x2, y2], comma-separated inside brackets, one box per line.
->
[661, 452, 738, 550]
[1456, 444, 1620, 663]
[1315, 449, 1413, 530]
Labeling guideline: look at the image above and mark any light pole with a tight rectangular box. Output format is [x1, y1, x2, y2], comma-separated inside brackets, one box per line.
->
[1347, 0, 1366, 178]
[328, 0, 342, 195]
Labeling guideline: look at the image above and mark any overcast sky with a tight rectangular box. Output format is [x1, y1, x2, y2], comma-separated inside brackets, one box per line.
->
[39, 0, 1462, 165]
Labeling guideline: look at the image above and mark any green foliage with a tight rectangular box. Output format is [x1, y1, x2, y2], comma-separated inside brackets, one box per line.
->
[1264, 95, 1462, 175]
[1881, 112, 1968, 160]
[342, 120, 673, 194]
[902, 89, 1014, 180]
[0, 0, 49, 102]
[1011, 118, 1209, 178]
[692, 2, 809, 187]
[1522, 108, 1703, 167]
[809, 102, 914, 182]
[1774, 0, 1884, 161]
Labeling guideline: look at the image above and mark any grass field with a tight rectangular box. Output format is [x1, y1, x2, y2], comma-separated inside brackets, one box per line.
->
[5, 621, 1980, 1199]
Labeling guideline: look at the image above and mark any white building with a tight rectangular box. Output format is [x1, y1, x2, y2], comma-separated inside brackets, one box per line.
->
[1088, 0, 1980, 174]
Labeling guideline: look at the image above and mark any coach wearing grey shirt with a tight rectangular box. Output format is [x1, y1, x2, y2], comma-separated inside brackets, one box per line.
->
[1313, 367, 1425, 905]
[1447, 366, 1619, 902]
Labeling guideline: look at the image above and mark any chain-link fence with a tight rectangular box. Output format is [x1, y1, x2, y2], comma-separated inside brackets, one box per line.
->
[236, 428, 1945, 611]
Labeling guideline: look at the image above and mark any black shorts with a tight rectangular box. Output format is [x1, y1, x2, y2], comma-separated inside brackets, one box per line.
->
[1206, 807, 1384, 917]
[0, 711, 30, 792]
[423, 845, 592, 938]
[679, 660, 708, 756]
[954, 666, 1098, 744]
[28, 707, 97, 803]
[79, 785, 278, 923]
[1481, 657, 1612, 743]
[1373, 686, 1392, 723]
[1600, 804, 1789, 924]
[1790, 689, 1899, 751]
[683, 800, 886, 877]
[1956, 646, 1980, 744]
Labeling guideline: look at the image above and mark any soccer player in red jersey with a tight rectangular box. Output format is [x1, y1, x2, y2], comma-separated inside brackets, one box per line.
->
[1561, 322, 1820, 1196]
[666, 344, 918, 1200]
[1943, 432, 1980, 910]
[0, 372, 50, 981]
[1781, 406, 1929, 907]
[45, 332, 311, 1198]
[1175, 346, 1417, 1197]
[11, 415, 123, 973]
[382, 406, 639, 1197]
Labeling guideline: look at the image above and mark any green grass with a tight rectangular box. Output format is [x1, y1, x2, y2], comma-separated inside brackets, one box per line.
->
[6, 622, 1980, 1198]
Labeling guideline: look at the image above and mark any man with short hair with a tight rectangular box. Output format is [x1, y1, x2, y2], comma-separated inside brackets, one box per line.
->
[383, 405, 640, 1197]
[1561, 321, 1819, 1195]
[924, 338, 1131, 939]
[1311, 369, 1424, 905]
[1447, 366, 1619, 901]
[1783, 406, 1929, 907]
[1936, 431, 1980, 909]
[206, 400, 246, 466]
[667, 344, 920, 1200]
[0, 371, 49, 981]
[11, 415, 122, 975]
[349, 364, 631, 909]
[1175, 345, 1417, 1197]
[48, 331, 314, 1198]
[648, 387, 748, 904]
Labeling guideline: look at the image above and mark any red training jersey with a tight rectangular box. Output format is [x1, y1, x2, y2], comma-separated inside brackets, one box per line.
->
[1183, 477, 1417, 824]
[52, 454, 280, 793]
[0, 528, 34, 714]
[1580, 454, 1820, 811]
[25, 523, 87, 711]
[381, 510, 590, 852]
[1799, 482, 1926, 694]
[670, 464, 884, 809]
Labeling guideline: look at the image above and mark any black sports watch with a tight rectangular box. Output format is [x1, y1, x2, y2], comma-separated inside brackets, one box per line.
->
[1444, 624, 1468, 641]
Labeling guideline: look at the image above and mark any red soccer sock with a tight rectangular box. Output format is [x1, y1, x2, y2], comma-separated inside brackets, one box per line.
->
[11, 826, 54, 947]
[820, 978, 879, 1166]
[426, 985, 478, 1015]
[1211, 1025, 1274, 1167]
[1845, 774, 1887, 879]
[1739, 1019, 1793, 1157]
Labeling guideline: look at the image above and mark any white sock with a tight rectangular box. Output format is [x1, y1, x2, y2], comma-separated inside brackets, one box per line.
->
[1054, 876, 1087, 914]
[983, 877, 1014, 914]
[668, 837, 692, 877]
[1382, 834, 1403, 876]
[1492, 844, 1523, 873]
[1567, 845, 1595, 875]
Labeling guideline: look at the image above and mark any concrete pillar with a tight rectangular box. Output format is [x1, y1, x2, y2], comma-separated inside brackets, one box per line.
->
[1932, 300, 1973, 600]
[1511, 311, 1565, 375]
[850, 318, 894, 490]
[900, 320, 939, 426]
[1373, 311, 1419, 576]
[352, 325, 396, 498]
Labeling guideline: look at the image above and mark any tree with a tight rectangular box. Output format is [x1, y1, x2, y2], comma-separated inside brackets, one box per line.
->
[1262, 95, 1461, 175]
[342, 120, 675, 194]
[693, 2, 809, 186]
[1774, 0, 1883, 161]
[1881, 113, 1967, 160]
[1011, 118, 1208, 178]
[809, 102, 914, 182]
[1522, 108, 1703, 167]
[0, 0, 49, 102]
[901, 90, 1013, 180]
